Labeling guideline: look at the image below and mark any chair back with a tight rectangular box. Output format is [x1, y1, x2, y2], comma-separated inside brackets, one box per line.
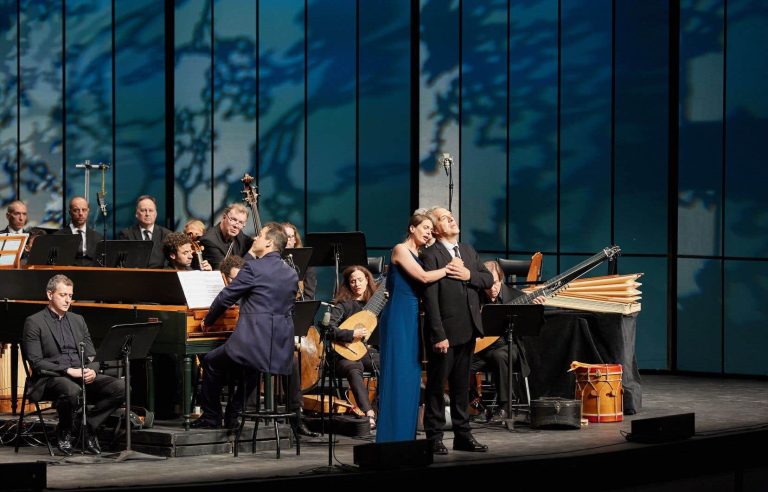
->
[367, 256, 385, 282]
[497, 255, 542, 287]
[0, 234, 27, 269]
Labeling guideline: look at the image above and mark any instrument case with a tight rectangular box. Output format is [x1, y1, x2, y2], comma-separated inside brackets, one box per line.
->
[530, 397, 581, 429]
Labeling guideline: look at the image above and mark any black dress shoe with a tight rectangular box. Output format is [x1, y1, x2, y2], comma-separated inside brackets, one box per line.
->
[56, 429, 73, 456]
[431, 439, 448, 455]
[453, 435, 488, 452]
[293, 417, 319, 438]
[190, 417, 221, 429]
[85, 432, 101, 455]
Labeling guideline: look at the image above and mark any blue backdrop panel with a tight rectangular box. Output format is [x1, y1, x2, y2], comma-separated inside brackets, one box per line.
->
[306, 0, 356, 234]
[677, 258, 722, 372]
[559, 0, 612, 254]
[724, 0, 768, 259]
[678, 0, 724, 257]
[358, 0, 411, 248]
[507, 0, 558, 253]
[613, 1, 669, 255]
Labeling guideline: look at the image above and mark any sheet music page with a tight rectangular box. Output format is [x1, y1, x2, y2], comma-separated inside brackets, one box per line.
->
[177, 270, 226, 309]
[0, 233, 28, 266]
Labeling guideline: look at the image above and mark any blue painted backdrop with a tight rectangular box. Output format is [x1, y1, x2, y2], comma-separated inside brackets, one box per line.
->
[0, 0, 766, 375]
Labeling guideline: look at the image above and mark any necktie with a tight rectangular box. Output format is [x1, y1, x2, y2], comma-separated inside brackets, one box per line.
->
[143, 229, 151, 241]
[76, 229, 85, 253]
[453, 245, 461, 259]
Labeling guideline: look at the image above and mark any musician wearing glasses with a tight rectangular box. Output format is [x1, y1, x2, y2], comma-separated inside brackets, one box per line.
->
[118, 195, 171, 268]
[199, 203, 253, 270]
[162, 232, 212, 271]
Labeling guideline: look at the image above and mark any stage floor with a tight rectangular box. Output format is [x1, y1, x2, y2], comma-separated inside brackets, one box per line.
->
[1, 374, 767, 491]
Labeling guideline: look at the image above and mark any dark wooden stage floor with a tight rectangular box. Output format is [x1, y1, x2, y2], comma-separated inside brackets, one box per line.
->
[1, 374, 767, 491]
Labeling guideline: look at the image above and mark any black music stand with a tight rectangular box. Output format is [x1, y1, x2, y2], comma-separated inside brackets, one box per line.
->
[95, 240, 153, 268]
[284, 247, 313, 281]
[27, 234, 80, 266]
[481, 304, 544, 431]
[95, 322, 164, 461]
[305, 232, 366, 294]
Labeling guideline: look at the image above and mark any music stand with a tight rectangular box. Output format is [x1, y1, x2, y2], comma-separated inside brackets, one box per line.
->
[27, 234, 80, 266]
[95, 240, 153, 268]
[305, 232, 366, 294]
[481, 304, 544, 431]
[284, 247, 313, 281]
[94, 322, 165, 461]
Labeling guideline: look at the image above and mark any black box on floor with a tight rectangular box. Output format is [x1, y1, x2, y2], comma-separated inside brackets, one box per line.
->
[353, 439, 433, 470]
[628, 412, 695, 443]
[0, 462, 46, 491]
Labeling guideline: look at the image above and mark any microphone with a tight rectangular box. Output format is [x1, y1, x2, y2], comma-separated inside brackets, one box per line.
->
[97, 191, 107, 217]
[439, 153, 453, 176]
[321, 309, 331, 327]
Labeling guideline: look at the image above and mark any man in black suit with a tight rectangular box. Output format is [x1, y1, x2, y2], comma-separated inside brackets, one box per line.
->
[2, 199, 28, 234]
[22, 274, 124, 455]
[199, 203, 253, 270]
[54, 196, 103, 266]
[421, 206, 493, 455]
[118, 195, 171, 268]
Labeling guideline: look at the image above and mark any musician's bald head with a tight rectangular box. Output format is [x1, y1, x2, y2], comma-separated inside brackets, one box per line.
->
[5, 199, 28, 231]
[69, 196, 90, 228]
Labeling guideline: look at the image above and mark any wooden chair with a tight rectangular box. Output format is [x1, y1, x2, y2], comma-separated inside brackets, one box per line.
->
[0, 234, 27, 269]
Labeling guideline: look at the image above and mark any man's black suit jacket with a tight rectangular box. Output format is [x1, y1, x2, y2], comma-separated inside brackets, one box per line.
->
[54, 226, 103, 266]
[199, 222, 253, 271]
[118, 223, 172, 268]
[420, 241, 494, 347]
[22, 308, 99, 402]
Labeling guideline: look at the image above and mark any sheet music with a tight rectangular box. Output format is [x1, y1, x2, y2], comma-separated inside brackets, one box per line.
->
[0, 233, 28, 266]
[177, 270, 226, 309]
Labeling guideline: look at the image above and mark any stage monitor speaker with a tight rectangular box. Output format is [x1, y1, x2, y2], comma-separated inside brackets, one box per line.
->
[0, 462, 46, 491]
[627, 412, 695, 443]
[353, 439, 433, 470]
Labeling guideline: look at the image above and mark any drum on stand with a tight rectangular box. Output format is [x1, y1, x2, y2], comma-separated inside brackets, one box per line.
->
[574, 363, 623, 423]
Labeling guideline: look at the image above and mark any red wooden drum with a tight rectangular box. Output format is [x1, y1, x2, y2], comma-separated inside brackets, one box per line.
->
[574, 363, 623, 423]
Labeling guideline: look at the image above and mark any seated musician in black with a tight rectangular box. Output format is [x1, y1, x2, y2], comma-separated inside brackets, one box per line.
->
[199, 203, 253, 270]
[22, 274, 124, 455]
[472, 260, 527, 423]
[326, 265, 381, 429]
[162, 232, 212, 271]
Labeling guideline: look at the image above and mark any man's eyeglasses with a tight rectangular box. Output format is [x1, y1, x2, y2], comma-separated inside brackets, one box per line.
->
[226, 214, 246, 227]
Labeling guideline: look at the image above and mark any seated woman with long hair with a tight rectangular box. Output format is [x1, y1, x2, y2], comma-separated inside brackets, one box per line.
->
[326, 265, 381, 429]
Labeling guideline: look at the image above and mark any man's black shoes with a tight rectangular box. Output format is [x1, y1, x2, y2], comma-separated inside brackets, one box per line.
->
[85, 432, 101, 455]
[56, 429, 73, 456]
[293, 417, 319, 438]
[432, 439, 448, 455]
[453, 434, 488, 452]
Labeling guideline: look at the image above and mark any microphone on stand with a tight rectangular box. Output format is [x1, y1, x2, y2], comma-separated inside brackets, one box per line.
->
[439, 153, 453, 176]
[97, 191, 108, 217]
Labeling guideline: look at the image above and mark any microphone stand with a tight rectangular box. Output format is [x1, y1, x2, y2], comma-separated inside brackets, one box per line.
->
[97, 192, 108, 267]
[78, 342, 88, 455]
[447, 157, 454, 213]
[312, 304, 344, 473]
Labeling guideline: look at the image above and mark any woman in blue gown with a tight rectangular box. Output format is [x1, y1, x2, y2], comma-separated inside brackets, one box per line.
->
[376, 212, 463, 442]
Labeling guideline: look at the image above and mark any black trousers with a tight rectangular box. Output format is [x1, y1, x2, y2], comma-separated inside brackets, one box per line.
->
[43, 374, 125, 432]
[471, 340, 520, 404]
[199, 345, 261, 424]
[424, 340, 474, 441]
[335, 350, 380, 414]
